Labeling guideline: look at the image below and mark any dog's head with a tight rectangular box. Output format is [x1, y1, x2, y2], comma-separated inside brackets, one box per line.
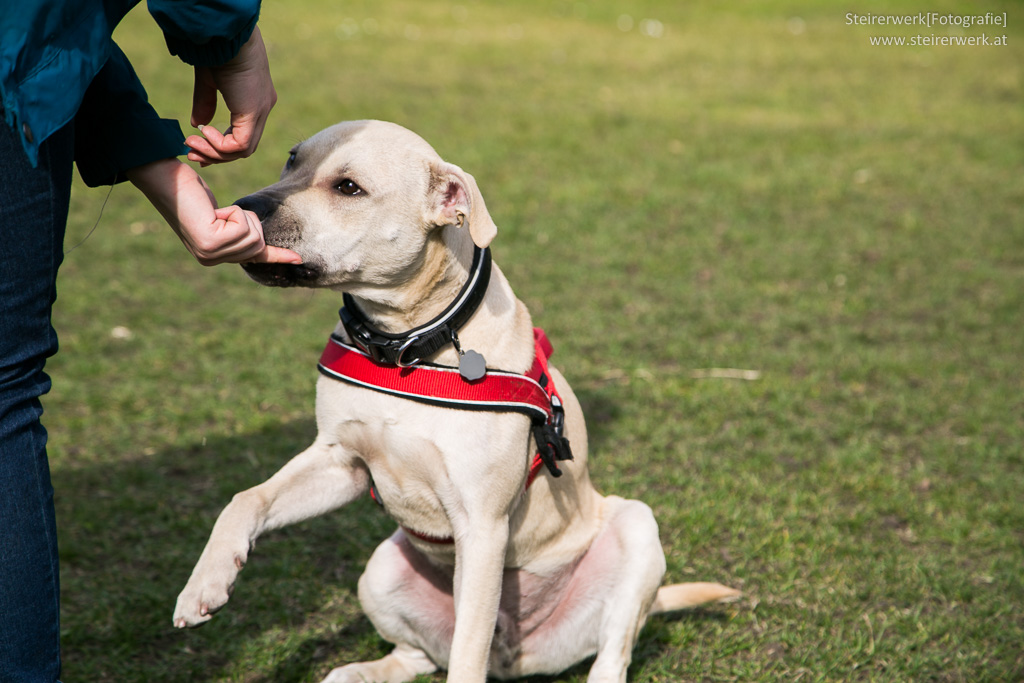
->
[239, 120, 496, 291]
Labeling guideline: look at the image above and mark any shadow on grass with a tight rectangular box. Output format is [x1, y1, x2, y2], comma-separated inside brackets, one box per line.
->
[245, 617, 383, 683]
[54, 412, 719, 682]
[55, 418, 391, 682]
[573, 386, 624, 447]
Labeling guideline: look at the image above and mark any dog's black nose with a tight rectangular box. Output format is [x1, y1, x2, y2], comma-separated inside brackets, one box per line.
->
[233, 194, 278, 222]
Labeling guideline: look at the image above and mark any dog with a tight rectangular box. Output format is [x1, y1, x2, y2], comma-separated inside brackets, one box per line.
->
[172, 120, 739, 682]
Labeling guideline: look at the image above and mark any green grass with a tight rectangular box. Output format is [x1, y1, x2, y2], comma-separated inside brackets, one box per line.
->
[48, 0, 1022, 680]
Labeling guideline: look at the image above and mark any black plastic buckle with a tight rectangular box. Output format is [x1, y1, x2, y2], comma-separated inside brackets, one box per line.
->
[359, 336, 396, 365]
[533, 398, 573, 478]
[551, 397, 566, 436]
[533, 424, 573, 478]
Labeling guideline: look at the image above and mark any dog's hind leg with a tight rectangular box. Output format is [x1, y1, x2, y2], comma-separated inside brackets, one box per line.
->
[321, 531, 451, 683]
[582, 497, 667, 683]
[320, 644, 437, 683]
[173, 439, 369, 628]
[575, 498, 739, 683]
[491, 496, 668, 681]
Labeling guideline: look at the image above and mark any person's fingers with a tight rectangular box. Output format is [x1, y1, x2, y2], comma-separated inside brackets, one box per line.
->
[194, 114, 268, 159]
[186, 124, 264, 165]
[190, 67, 218, 128]
[186, 127, 245, 166]
[197, 124, 225, 147]
[220, 122, 256, 156]
[247, 245, 304, 264]
[185, 206, 262, 265]
[185, 132, 219, 160]
[215, 204, 262, 239]
[215, 203, 254, 223]
[199, 206, 303, 265]
[208, 124, 251, 157]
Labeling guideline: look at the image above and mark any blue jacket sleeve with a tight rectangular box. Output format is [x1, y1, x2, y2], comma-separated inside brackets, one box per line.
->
[73, 44, 188, 187]
[147, 0, 261, 67]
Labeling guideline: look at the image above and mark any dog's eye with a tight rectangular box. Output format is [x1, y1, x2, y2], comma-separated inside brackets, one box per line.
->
[335, 179, 364, 196]
[285, 151, 297, 170]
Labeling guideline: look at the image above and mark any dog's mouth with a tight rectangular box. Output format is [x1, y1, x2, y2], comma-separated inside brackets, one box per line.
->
[241, 262, 320, 287]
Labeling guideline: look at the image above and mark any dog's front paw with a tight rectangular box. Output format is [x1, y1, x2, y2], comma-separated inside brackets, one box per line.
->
[172, 553, 245, 628]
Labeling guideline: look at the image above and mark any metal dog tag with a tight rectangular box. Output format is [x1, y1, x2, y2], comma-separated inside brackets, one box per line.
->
[459, 349, 487, 381]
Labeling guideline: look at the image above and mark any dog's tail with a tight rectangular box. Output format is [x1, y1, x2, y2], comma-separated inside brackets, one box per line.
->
[650, 582, 742, 614]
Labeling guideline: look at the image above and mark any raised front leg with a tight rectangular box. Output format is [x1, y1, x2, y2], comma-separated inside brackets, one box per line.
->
[173, 439, 368, 627]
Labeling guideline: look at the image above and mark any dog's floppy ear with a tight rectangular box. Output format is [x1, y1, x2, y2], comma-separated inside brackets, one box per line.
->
[428, 162, 497, 248]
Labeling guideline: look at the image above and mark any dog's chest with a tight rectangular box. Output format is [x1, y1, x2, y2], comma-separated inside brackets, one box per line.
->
[316, 359, 536, 542]
[365, 458, 452, 539]
[318, 380, 469, 535]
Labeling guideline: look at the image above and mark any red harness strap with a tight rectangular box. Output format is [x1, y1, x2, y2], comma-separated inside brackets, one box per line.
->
[317, 328, 572, 542]
[319, 329, 555, 427]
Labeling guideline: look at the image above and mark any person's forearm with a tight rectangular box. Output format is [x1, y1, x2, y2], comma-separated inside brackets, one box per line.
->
[127, 158, 217, 234]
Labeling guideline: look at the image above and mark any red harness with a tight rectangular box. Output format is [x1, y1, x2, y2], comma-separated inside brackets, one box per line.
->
[317, 327, 573, 542]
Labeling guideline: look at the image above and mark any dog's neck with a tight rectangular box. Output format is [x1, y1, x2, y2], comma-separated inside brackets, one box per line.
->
[339, 225, 536, 378]
[345, 228, 478, 334]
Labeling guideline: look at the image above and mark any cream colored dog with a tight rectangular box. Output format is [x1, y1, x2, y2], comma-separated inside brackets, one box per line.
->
[172, 120, 738, 683]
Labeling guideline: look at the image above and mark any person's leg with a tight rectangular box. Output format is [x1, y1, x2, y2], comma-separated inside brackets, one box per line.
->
[0, 117, 74, 683]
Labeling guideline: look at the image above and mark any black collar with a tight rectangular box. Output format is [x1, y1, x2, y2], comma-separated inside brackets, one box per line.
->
[340, 246, 492, 367]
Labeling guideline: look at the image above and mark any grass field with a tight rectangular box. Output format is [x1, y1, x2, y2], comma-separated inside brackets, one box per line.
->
[48, 1, 1022, 681]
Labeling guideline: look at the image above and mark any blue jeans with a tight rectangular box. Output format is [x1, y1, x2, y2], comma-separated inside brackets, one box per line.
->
[0, 116, 73, 683]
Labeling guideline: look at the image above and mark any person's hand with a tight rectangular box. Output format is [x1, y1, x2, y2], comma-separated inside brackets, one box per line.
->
[179, 203, 298, 266]
[186, 26, 276, 166]
[127, 158, 302, 266]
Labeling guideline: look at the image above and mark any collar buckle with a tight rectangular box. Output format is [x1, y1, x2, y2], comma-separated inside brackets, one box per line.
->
[339, 247, 492, 370]
[395, 335, 424, 367]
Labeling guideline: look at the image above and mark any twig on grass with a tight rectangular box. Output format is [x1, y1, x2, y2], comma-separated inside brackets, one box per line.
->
[691, 368, 762, 381]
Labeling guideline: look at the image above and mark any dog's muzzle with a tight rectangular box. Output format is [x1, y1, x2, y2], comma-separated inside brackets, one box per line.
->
[234, 193, 278, 222]
[234, 193, 317, 286]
